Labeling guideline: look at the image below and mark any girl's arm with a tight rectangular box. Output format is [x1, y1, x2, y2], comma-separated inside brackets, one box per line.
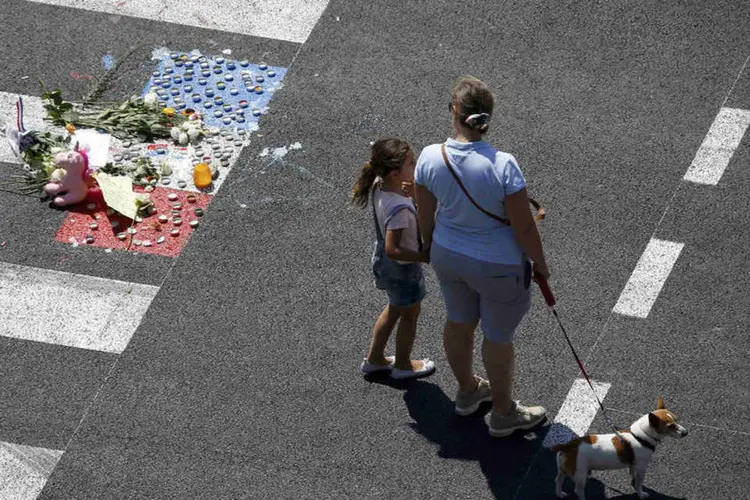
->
[385, 228, 429, 263]
[415, 183, 437, 251]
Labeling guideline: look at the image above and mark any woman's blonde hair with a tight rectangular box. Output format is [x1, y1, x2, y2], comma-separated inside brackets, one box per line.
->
[451, 76, 494, 134]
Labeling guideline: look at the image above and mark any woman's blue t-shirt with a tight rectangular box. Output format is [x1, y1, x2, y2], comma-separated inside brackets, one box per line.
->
[415, 138, 527, 264]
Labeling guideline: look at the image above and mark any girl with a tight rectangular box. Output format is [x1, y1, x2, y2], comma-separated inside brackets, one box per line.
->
[351, 138, 436, 380]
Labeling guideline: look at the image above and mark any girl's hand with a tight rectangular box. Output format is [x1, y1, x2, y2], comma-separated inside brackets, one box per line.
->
[419, 251, 431, 263]
[401, 181, 415, 198]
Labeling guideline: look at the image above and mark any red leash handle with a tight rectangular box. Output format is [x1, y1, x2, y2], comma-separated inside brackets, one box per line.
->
[536, 276, 556, 307]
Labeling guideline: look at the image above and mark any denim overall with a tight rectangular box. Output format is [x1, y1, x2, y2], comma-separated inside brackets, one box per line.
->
[370, 196, 426, 305]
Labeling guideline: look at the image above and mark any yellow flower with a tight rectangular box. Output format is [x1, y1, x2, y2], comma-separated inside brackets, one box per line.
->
[162, 107, 176, 117]
[65, 123, 76, 134]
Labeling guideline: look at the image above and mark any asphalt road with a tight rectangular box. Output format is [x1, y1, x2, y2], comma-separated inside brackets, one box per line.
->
[1, 0, 748, 498]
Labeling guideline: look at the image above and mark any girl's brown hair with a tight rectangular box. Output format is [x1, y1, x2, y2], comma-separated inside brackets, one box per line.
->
[451, 76, 495, 134]
[351, 138, 412, 207]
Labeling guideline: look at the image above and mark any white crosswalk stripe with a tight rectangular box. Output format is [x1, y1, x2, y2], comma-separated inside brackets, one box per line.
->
[684, 107, 750, 185]
[613, 238, 684, 319]
[542, 379, 611, 448]
[0, 442, 63, 500]
[25, 0, 330, 43]
[0, 263, 159, 353]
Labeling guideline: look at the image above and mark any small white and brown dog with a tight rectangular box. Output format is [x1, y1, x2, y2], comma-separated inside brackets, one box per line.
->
[552, 396, 688, 499]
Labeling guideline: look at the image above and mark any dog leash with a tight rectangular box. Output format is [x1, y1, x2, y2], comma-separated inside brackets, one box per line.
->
[536, 277, 624, 437]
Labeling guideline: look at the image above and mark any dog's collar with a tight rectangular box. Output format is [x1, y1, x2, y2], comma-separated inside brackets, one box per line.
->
[630, 431, 658, 451]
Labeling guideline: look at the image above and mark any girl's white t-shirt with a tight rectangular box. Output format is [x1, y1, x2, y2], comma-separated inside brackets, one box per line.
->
[373, 186, 419, 265]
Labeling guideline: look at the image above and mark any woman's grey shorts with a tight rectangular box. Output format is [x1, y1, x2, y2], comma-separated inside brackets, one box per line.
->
[430, 243, 531, 343]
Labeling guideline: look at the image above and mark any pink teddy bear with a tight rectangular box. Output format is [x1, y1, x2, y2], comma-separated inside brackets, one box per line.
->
[44, 143, 91, 207]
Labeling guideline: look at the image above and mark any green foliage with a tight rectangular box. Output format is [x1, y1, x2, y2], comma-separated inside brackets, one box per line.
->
[41, 89, 76, 127]
[98, 156, 160, 186]
[40, 89, 187, 141]
[21, 131, 71, 182]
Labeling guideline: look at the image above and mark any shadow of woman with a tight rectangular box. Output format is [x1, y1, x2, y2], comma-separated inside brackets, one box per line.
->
[396, 378, 556, 499]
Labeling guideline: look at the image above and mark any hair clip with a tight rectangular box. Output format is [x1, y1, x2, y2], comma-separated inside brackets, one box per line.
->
[464, 113, 491, 126]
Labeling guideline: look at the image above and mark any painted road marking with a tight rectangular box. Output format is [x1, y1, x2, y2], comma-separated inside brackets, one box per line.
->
[25, 0, 330, 43]
[0, 441, 63, 499]
[613, 238, 684, 319]
[684, 107, 750, 185]
[0, 263, 158, 353]
[543, 378, 611, 448]
[55, 188, 213, 258]
[0, 92, 47, 165]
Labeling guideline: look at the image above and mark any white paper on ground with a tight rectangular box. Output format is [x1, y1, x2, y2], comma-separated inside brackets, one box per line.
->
[70, 129, 111, 167]
[94, 171, 139, 219]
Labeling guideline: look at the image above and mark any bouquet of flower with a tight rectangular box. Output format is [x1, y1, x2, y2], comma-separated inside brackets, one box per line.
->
[0, 121, 71, 195]
[42, 89, 184, 142]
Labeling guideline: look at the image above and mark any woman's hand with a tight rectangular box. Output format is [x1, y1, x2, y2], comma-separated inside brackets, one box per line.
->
[532, 262, 550, 281]
[507, 188, 549, 278]
[416, 183, 437, 250]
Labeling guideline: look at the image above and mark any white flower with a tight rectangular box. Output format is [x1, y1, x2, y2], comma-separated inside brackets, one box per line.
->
[144, 92, 159, 109]
[50, 168, 66, 182]
[178, 132, 189, 145]
[135, 193, 151, 205]
[160, 160, 173, 176]
[180, 121, 193, 131]
[187, 128, 201, 141]
[170, 127, 181, 141]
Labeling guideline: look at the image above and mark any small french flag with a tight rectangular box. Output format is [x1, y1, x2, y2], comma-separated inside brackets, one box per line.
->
[16, 96, 25, 133]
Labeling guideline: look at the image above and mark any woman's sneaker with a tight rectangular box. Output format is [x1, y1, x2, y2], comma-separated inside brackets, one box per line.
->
[488, 400, 547, 437]
[455, 377, 492, 416]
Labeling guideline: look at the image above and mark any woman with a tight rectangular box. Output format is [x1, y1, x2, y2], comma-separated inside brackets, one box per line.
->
[415, 76, 550, 437]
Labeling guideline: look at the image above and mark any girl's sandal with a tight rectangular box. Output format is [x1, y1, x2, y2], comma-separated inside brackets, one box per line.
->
[360, 356, 395, 374]
[390, 359, 436, 380]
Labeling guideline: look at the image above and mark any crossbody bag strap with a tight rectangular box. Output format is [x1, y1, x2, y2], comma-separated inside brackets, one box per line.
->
[441, 145, 510, 225]
[440, 144, 545, 224]
[371, 186, 385, 242]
